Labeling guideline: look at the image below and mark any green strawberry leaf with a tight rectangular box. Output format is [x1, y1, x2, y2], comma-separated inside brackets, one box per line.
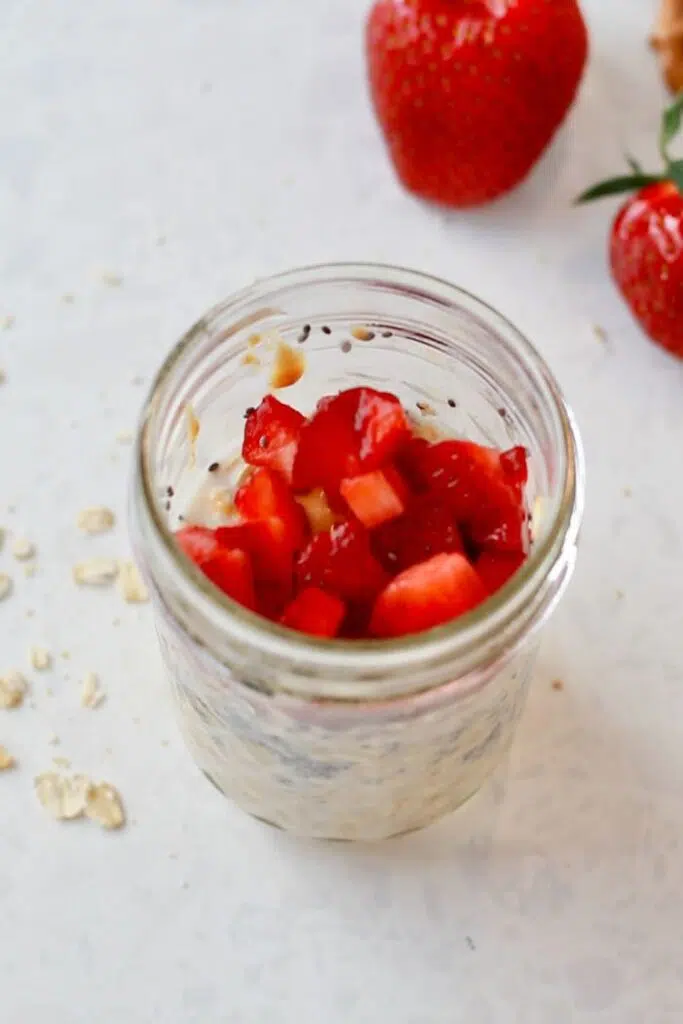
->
[576, 174, 663, 204]
[668, 158, 683, 194]
[626, 155, 644, 174]
[661, 94, 683, 152]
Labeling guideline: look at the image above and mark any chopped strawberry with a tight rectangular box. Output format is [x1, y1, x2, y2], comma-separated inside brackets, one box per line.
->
[339, 466, 407, 529]
[292, 387, 410, 493]
[499, 446, 529, 488]
[200, 547, 257, 609]
[281, 587, 346, 638]
[235, 467, 308, 551]
[175, 525, 221, 565]
[370, 553, 487, 638]
[395, 436, 431, 492]
[475, 551, 526, 596]
[421, 440, 527, 553]
[353, 387, 410, 467]
[242, 395, 305, 484]
[292, 392, 361, 494]
[371, 494, 464, 573]
[296, 520, 387, 604]
[216, 518, 291, 583]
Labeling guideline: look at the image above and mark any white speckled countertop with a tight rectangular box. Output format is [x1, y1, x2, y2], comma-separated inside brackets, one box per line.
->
[1, 1, 682, 1020]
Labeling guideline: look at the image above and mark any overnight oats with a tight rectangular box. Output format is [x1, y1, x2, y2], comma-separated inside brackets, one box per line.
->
[131, 264, 584, 841]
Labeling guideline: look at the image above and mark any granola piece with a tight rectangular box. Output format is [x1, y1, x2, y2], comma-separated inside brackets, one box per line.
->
[652, 0, 683, 93]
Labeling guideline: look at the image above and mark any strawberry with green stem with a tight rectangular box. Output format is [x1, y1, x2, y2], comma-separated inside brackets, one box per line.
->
[578, 96, 683, 358]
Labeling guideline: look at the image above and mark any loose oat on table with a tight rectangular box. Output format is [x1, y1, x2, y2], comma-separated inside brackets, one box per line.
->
[116, 430, 134, 445]
[85, 782, 125, 830]
[73, 558, 119, 586]
[77, 506, 116, 534]
[62, 293, 75, 304]
[35, 773, 92, 820]
[12, 537, 35, 561]
[0, 574, 12, 601]
[24, 563, 37, 578]
[0, 745, 16, 771]
[101, 271, 123, 287]
[0, 368, 5, 385]
[1, 315, 15, 330]
[118, 560, 149, 603]
[0, 671, 27, 709]
[81, 672, 105, 709]
[30, 647, 52, 671]
[52, 756, 71, 769]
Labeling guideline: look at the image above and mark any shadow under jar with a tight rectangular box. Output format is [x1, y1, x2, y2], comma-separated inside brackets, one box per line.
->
[131, 263, 584, 841]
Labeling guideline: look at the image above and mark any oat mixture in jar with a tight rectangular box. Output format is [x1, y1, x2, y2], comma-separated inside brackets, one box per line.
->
[132, 264, 584, 841]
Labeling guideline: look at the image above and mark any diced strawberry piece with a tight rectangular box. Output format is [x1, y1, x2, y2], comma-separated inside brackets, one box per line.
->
[499, 446, 529, 487]
[175, 525, 220, 565]
[199, 547, 257, 610]
[339, 466, 407, 529]
[370, 553, 487, 638]
[422, 440, 502, 498]
[296, 520, 387, 604]
[371, 494, 464, 573]
[353, 388, 410, 467]
[292, 387, 411, 493]
[235, 467, 308, 550]
[217, 518, 295, 617]
[292, 393, 362, 494]
[395, 436, 431, 492]
[216, 518, 289, 580]
[281, 587, 346, 638]
[475, 551, 526, 596]
[467, 501, 527, 555]
[421, 440, 527, 554]
[242, 396, 305, 484]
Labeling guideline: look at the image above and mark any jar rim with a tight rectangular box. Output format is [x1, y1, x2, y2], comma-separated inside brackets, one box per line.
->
[134, 262, 585, 699]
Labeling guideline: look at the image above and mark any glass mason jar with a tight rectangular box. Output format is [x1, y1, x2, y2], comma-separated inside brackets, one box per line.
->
[131, 263, 584, 841]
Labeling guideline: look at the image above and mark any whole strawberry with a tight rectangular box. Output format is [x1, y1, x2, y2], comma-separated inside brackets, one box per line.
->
[578, 96, 683, 359]
[366, 0, 589, 208]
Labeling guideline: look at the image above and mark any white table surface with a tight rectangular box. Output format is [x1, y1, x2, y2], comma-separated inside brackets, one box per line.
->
[1, 1, 682, 1021]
